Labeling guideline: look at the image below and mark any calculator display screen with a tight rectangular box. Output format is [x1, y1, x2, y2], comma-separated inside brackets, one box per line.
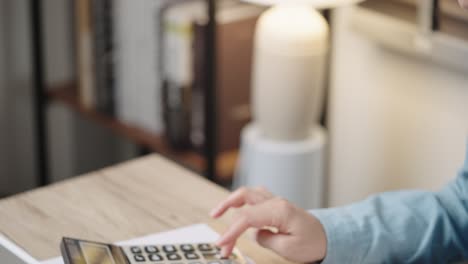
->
[80, 242, 115, 264]
[61, 238, 129, 264]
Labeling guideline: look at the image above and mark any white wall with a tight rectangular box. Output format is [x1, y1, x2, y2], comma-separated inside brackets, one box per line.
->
[327, 7, 468, 207]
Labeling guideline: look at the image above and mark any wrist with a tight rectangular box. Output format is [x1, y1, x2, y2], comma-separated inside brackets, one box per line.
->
[309, 214, 327, 261]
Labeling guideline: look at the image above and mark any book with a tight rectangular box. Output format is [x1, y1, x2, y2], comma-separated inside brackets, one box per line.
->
[161, 1, 205, 149]
[92, 0, 115, 115]
[74, 0, 95, 108]
[114, 0, 168, 133]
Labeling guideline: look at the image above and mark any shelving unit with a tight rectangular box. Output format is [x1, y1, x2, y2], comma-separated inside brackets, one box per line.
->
[47, 82, 239, 183]
[31, 0, 237, 186]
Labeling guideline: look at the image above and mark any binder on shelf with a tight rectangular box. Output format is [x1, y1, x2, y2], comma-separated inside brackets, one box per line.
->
[74, 0, 116, 114]
[161, 1, 205, 149]
[74, 0, 96, 108]
[114, 0, 168, 134]
[92, 0, 115, 115]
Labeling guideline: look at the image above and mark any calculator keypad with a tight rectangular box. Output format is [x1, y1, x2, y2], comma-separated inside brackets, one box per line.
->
[123, 243, 244, 264]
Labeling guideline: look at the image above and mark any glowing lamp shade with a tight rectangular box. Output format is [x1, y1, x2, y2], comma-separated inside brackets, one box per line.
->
[241, 0, 364, 141]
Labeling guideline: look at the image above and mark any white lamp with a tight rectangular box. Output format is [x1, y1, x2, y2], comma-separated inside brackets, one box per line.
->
[236, 0, 364, 209]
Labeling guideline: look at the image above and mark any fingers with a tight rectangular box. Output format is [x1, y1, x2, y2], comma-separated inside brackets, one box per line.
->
[210, 187, 273, 218]
[216, 214, 251, 247]
[214, 198, 328, 263]
[219, 241, 235, 258]
[216, 198, 293, 247]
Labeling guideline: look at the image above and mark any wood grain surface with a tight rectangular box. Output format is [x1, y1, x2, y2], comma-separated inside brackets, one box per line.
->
[0, 155, 294, 263]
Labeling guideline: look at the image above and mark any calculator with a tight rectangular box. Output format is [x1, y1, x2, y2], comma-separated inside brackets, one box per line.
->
[60, 237, 246, 264]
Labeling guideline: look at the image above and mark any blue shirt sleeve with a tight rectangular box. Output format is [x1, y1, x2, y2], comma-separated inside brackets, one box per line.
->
[311, 149, 468, 263]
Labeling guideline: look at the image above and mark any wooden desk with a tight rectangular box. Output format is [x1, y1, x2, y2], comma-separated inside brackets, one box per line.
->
[0, 155, 293, 263]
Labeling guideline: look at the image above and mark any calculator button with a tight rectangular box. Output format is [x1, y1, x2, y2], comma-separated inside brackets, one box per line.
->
[148, 253, 163, 262]
[207, 261, 222, 264]
[185, 252, 200, 260]
[145, 246, 159, 253]
[180, 244, 195, 252]
[131, 246, 142, 254]
[198, 243, 213, 251]
[204, 252, 236, 261]
[133, 254, 146, 262]
[202, 252, 220, 261]
[163, 245, 177, 253]
[166, 253, 182, 261]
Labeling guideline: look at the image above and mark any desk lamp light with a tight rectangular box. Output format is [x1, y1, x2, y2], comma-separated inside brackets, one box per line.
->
[236, 0, 364, 209]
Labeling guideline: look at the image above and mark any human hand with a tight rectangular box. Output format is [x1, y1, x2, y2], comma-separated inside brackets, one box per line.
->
[210, 187, 327, 263]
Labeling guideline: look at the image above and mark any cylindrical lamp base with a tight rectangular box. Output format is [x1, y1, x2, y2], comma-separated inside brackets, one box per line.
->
[235, 123, 327, 209]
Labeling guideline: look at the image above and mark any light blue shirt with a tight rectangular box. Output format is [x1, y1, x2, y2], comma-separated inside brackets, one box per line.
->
[311, 146, 468, 263]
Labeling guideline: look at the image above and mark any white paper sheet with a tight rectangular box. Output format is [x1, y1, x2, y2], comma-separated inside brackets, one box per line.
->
[41, 224, 254, 264]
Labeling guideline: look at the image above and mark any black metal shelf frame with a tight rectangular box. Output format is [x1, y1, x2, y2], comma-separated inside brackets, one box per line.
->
[30, 0, 49, 186]
[205, 0, 217, 181]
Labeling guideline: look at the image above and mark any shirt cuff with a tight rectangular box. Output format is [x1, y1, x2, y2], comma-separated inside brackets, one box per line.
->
[309, 208, 370, 264]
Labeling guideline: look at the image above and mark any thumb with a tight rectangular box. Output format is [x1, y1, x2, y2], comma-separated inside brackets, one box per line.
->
[217, 198, 293, 246]
[256, 229, 291, 255]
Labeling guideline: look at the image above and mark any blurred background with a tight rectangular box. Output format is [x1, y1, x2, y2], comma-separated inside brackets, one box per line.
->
[0, 0, 467, 208]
